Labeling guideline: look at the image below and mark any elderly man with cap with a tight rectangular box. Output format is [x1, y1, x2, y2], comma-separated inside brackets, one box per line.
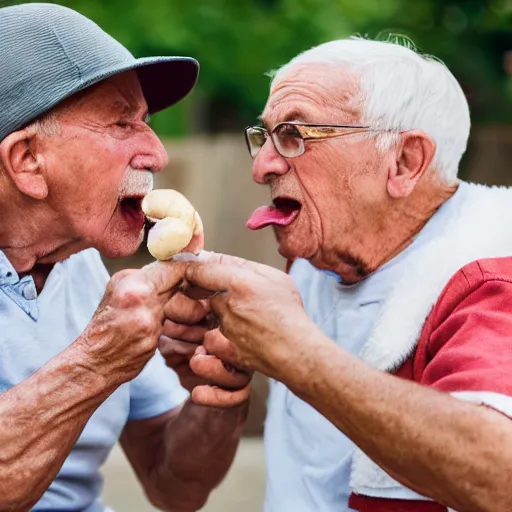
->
[0, 3, 251, 512]
[165, 38, 512, 511]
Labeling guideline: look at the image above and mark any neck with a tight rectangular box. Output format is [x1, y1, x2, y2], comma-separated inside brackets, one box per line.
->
[320, 177, 459, 284]
[0, 196, 86, 288]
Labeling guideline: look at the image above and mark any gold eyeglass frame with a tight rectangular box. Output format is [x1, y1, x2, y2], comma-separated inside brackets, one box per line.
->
[245, 121, 395, 158]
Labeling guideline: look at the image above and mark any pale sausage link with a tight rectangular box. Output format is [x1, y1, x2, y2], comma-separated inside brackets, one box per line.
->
[142, 189, 204, 260]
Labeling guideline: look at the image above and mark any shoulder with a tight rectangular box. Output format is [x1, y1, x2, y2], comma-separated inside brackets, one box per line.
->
[464, 256, 512, 284]
[412, 257, 512, 381]
[428, 257, 512, 326]
[416, 257, 512, 355]
[62, 249, 110, 300]
[67, 249, 110, 278]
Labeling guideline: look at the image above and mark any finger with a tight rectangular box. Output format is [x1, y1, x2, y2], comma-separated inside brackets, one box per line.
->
[180, 230, 204, 255]
[141, 260, 189, 296]
[203, 329, 241, 366]
[184, 252, 259, 293]
[159, 336, 199, 358]
[163, 293, 209, 324]
[191, 384, 251, 408]
[179, 283, 222, 301]
[183, 252, 282, 295]
[183, 262, 246, 297]
[190, 352, 251, 390]
[162, 320, 208, 343]
[195, 251, 254, 267]
[195, 252, 285, 278]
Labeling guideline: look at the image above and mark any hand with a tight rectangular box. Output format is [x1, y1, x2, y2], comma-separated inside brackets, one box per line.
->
[77, 261, 187, 386]
[159, 292, 213, 391]
[160, 291, 252, 407]
[182, 253, 312, 379]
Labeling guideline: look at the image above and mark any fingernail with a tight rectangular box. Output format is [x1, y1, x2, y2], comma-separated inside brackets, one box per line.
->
[172, 252, 200, 262]
[195, 345, 207, 356]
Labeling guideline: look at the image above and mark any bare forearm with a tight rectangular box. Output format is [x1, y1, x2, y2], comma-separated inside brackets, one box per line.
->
[152, 400, 248, 511]
[0, 342, 115, 511]
[279, 323, 512, 512]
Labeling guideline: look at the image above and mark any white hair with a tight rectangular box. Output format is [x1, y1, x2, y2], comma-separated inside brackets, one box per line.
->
[27, 110, 62, 137]
[271, 37, 470, 184]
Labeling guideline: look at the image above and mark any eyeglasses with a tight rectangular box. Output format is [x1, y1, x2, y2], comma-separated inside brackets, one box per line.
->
[244, 121, 391, 159]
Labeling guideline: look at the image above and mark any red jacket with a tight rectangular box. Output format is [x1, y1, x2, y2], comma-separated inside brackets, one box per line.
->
[349, 257, 512, 511]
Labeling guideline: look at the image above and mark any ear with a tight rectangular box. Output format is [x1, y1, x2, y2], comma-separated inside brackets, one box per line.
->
[387, 130, 436, 199]
[0, 129, 48, 200]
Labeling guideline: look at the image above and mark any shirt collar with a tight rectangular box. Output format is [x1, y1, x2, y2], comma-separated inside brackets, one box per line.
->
[0, 250, 20, 285]
[0, 250, 40, 321]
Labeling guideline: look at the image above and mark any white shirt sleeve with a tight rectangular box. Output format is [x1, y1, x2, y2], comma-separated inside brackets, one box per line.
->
[128, 350, 189, 420]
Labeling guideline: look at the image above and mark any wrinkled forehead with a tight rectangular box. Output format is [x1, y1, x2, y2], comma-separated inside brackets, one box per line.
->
[58, 70, 148, 121]
[261, 63, 361, 128]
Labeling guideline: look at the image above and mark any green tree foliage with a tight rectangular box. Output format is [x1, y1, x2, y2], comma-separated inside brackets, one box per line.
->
[3, 0, 512, 134]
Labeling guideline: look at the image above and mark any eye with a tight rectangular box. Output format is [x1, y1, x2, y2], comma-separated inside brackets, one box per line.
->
[116, 120, 130, 129]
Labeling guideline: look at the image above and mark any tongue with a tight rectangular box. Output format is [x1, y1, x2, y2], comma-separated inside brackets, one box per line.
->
[247, 205, 299, 230]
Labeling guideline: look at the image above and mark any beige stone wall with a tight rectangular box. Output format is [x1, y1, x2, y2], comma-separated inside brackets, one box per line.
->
[103, 127, 512, 435]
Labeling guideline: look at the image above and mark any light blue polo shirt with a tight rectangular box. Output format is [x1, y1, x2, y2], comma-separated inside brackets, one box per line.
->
[0, 248, 188, 512]
[264, 183, 469, 511]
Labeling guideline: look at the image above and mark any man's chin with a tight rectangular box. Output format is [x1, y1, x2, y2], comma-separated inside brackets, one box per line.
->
[96, 232, 144, 259]
[276, 236, 316, 262]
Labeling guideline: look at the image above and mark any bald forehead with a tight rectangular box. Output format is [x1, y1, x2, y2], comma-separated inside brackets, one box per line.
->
[261, 63, 361, 128]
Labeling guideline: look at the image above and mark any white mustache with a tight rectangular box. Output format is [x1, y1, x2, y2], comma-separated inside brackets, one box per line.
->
[119, 168, 154, 199]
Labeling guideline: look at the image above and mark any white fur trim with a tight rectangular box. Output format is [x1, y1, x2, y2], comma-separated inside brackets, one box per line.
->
[350, 449, 432, 499]
[452, 391, 512, 417]
[359, 183, 512, 372]
[352, 183, 512, 495]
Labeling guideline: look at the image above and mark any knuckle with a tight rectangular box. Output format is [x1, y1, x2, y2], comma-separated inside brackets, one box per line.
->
[113, 281, 153, 308]
[112, 268, 138, 282]
[131, 308, 158, 336]
[162, 319, 179, 336]
[158, 335, 172, 351]
[203, 328, 220, 347]
[227, 296, 247, 316]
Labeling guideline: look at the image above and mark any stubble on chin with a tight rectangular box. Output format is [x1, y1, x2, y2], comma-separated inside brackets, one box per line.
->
[335, 250, 371, 278]
[97, 214, 145, 259]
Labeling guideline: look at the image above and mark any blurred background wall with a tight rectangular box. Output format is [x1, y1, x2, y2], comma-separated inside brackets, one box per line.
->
[3, 0, 511, 509]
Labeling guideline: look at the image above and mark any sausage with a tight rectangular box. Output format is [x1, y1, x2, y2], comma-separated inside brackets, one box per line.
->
[141, 189, 204, 260]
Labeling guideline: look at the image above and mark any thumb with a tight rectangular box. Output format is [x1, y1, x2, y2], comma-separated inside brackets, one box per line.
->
[141, 260, 189, 295]
[196, 251, 256, 268]
[179, 252, 254, 297]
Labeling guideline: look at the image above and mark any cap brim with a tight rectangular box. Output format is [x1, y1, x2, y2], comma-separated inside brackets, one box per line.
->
[83, 56, 200, 114]
[89, 56, 199, 114]
[132, 57, 199, 114]
[56, 56, 200, 115]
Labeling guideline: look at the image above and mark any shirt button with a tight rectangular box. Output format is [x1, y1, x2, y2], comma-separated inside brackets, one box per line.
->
[22, 282, 37, 300]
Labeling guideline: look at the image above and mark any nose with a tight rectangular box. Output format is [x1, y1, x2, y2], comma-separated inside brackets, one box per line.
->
[130, 127, 169, 173]
[252, 137, 290, 185]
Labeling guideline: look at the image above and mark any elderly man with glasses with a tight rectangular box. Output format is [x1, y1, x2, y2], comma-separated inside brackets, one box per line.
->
[0, 4, 252, 512]
[164, 38, 512, 511]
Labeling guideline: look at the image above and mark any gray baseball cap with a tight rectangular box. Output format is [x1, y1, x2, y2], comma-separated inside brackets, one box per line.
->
[0, 3, 200, 141]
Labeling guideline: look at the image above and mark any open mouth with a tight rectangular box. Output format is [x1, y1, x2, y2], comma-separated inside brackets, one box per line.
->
[247, 197, 302, 230]
[119, 196, 146, 230]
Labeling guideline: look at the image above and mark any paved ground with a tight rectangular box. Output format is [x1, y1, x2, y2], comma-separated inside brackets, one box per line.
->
[101, 438, 266, 512]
